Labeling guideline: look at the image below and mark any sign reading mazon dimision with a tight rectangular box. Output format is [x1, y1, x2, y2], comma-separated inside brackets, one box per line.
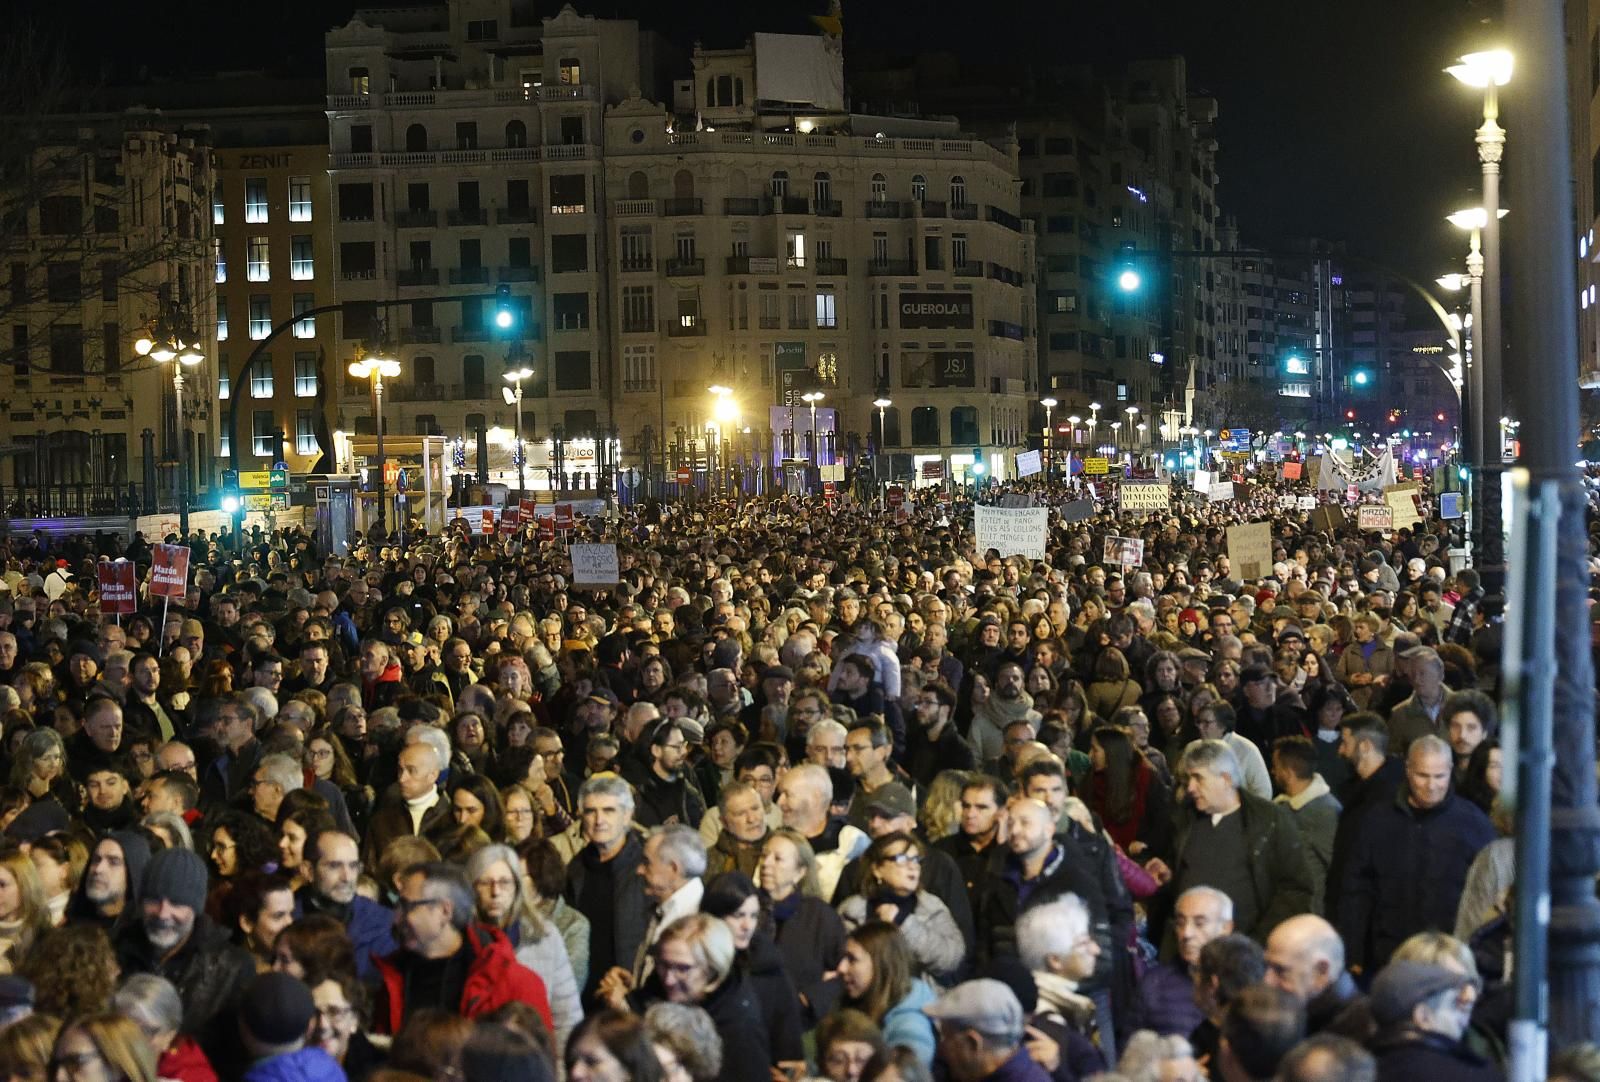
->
[899, 291, 975, 330]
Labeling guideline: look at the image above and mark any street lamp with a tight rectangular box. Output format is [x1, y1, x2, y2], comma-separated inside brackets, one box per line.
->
[872, 397, 892, 495]
[1110, 420, 1123, 454]
[349, 352, 401, 532]
[1124, 405, 1140, 457]
[1039, 397, 1057, 479]
[801, 392, 825, 472]
[134, 318, 204, 536]
[709, 385, 738, 495]
[1447, 47, 1511, 588]
[1089, 401, 1102, 448]
[502, 364, 534, 495]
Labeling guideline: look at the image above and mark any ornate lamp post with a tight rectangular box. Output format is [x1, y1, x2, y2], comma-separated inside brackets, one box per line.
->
[348, 352, 401, 531]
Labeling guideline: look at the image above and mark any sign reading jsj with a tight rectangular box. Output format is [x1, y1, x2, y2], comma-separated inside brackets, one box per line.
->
[899, 291, 975, 330]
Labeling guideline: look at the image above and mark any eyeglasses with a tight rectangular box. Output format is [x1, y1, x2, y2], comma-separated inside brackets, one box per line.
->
[395, 896, 444, 914]
[476, 877, 519, 894]
[881, 852, 923, 865]
[314, 1004, 355, 1024]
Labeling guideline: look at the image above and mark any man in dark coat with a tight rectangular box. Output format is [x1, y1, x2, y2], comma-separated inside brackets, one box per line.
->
[1334, 736, 1495, 975]
[1262, 914, 1360, 1035]
[564, 775, 651, 1003]
[1325, 712, 1404, 919]
[1367, 960, 1503, 1082]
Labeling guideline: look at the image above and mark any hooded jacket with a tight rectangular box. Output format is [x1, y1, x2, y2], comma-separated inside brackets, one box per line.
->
[64, 830, 151, 935]
[156, 1035, 219, 1082]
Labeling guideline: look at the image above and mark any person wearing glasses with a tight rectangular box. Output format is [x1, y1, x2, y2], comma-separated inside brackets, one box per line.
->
[634, 721, 707, 831]
[46, 1014, 158, 1082]
[835, 833, 964, 984]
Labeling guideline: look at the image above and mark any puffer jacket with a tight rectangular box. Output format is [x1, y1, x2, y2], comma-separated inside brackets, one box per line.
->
[372, 922, 553, 1035]
[242, 1048, 347, 1082]
[157, 1035, 218, 1082]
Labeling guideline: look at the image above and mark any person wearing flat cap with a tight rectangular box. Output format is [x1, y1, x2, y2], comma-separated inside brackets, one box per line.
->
[923, 978, 1052, 1082]
[238, 972, 345, 1082]
[1366, 960, 1502, 1081]
[115, 847, 256, 1073]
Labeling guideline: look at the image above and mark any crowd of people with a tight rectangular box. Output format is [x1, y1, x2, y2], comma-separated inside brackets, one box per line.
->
[0, 476, 1588, 1082]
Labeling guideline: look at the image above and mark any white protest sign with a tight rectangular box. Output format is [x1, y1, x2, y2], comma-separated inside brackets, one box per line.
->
[570, 543, 620, 586]
[1103, 535, 1145, 568]
[1016, 449, 1042, 478]
[1278, 495, 1298, 510]
[1357, 505, 1394, 531]
[975, 505, 1049, 560]
[1383, 483, 1423, 529]
[1226, 521, 1273, 580]
[1119, 482, 1170, 512]
[1208, 482, 1235, 503]
[1193, 469, 1213, 492]
[1297, 495, 1317, 511]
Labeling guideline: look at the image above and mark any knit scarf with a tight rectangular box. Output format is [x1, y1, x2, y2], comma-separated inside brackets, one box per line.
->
[978, 692, 1036, 731]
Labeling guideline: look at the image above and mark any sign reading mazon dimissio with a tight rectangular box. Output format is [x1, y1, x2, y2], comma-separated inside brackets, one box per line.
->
[899, 291, 975, 330]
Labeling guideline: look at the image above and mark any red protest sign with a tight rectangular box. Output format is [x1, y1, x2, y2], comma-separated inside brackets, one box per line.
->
[519, 498, 537, 519]
[554, 503, 574, 530]
[676, 467, 692, 484]
[481, 509, 495, 534]
[887, 486, 906, 508]
[538, 517, 555, 541]
[98, 561, 137, 614]
[1281, 461, 1303, 480]
[149, 545, 190, 599]
[500, 507, 521, 534]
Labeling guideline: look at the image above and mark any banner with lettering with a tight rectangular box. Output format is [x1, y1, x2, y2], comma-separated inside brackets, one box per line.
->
[974, 505, 1049, 561]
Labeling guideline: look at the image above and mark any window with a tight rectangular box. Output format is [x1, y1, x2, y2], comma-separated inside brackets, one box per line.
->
[770, 171, 789, 198]
[872, 232, 889, 263]
[871, 173, 888, 203]
[249, 296, 272, 340]
[217, 297, 229, 342]
[294, 353, 318, 397]
[349, 125, 373, 153]
[675, 234, 697, 262]
[289, 176, 312, 221]
[245, 178, 268, 223]
[295, 410, 319, 454]
[247, 236, 270, 281]
[507, 237, 532, 268]
[338, 183, 374, 221]
[553, 292, 590, 331]
[253, 411, 276, 457]
[250, 358, 275, 398]
[213, 195, 225, 225]
[408, 182, 430, 212]
[406, 124, 428, 153]
[950, 406, 979, 445]
[10, 326, 26, 377]
[293, 295, 315, 338]
[506, 120, 527, 148]
[787, 291, 807, 329]
[786, 231, 806, 268]
[952, 233, 968, 266]
[554, 350, 591, 390]
[290, 235, 314, 280]
[549, 175, 585, 214]
[219, 425, 231, 457]
[911, 406, 940, 445]
[559, 57, 582, 84]
[38, 197, 82, 235]
[911, 175, 926, 203]
[622, 285, 654, 330]
[466, 18, 498, 40]
[455, 122, 478, 150]
[463, 355, 486, 393]
[551, 234, 588, 273]
[560, 116, 584, 145]
[214, 239, 227, 283]
[815, 291, 837, 329]
[348, 67, 370, 94]
[620, 229, 652, 269]
[46, 263, 80, 303]
[813, 172, 831, 206]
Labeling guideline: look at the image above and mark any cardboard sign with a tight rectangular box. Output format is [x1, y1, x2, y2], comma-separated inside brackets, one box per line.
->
[1281, 461, 1303, 480]
[1357, 505, 1394, 531]
[1226, 521, 1273, 581]
[1060, 499, 1096, 523]
[1208, 482, 1235, 503]
[1306, 457, 1324, 487]
[554, 504, 575, 530]
[1382, 483, 1423, 530]
[1103, 535, 1145, 568]
[1083, 457, 1110, 475]
[481, 509, 495, 534]
[571, 543, 621, 586]
[1309, 506, 1347, 534]
[98, 561, 137, 614]
[1119, 482, 1169, 512]
[149, 545, 190, 599]
[1297, 495, 1317, 511]
[1439, 491, 1463, 520]
[975, 505, 1049, 560]
[1016, 449, 1042, 478]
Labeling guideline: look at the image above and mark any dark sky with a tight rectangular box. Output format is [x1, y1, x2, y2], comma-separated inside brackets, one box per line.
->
[35, 0, 1502, 277]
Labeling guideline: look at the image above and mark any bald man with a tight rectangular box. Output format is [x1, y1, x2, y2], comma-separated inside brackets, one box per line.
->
[1263, 914, 1359, 1034]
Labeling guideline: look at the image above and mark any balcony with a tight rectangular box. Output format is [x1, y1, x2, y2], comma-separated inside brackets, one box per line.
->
[988, 205, 1024, 232]
[726, 256, 780, 275]
[620, 258, 655, 273]
[623, 378, 658, 392]
[868, 259, 916, 276]
[865, 200, 906, 219]
[668, 319, 707, 338]
[723, 197, 766, 216]
[397, 267, 439, 287]
[452, 325, 492, 342]
[661, 198, 704, 216]
[613, 199, 656, 217]
[665, 258, 705, 277]
[988, 320, 1025, 341]
[496, 207, 537, 224]
[758, 316, 781, 329]
[384, 381, 451, 403]
[815, 257, 849, 276]
[918, 200, 947, 218]
[497, 264, 539, 283]
[447, 208, 488, 227]
[340, 268, 378, 281]
[951, 203, 979, 220]
[329, 152, 374, 168]
[448, 266, 490, 284]
[812, 199, 842, 217]
[622, 318, 654, 333]
[954, 261, 984, 277]
[395, 209, 437, 228]
[399, 326, 442, 344]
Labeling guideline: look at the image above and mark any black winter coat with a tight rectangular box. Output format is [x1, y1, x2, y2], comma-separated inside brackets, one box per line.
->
[115, 914, 256, 1074]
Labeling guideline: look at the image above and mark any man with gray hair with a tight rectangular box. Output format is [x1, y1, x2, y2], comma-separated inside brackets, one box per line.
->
[249, 753, 303, 824]
[1129, 885, 1236, 1036]
[923, 978, 1047, 1082]
[1334, 734, 1495, 973]
[598, 823, 705, 1000]
[1174, 739, 1312, 942]
[565, 774, 650, 1001]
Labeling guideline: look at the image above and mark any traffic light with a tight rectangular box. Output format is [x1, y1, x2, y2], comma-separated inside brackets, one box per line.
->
[1117, 266, 1142, 292]
[495, 284, 515, 330]
[972, 447, 986, 476]
[1352, 369, 1371, 386]
[220, 470, 240, 514]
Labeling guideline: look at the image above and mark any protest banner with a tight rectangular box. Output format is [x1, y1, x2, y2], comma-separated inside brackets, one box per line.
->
[1103, 536, 1145, 568]
[98, 561, 137, 616]
[1297, 495, 1317, 510]
[1357, 505, 1394, 531]
[1208, 482, 1235, 503]
[887, 486, 906, 508]
[571, 543, 621, 586]
[1306, 456, 1324, 487]
[975, 505, 1049, 560]
[519, 498, 538, 519]
[150, 545, 190, 600]
[1226, 522, 1273, 580]
[1278, 495, 1298, 510]
[499, 506, 521, 534]
[1119, 482, 1169, 512]
[481, 509, 495, 534]
[1016, 449, 1042, 478]
[1282, 461, 1303, 480]
[1083, 457, 1110, 475]
[1382, 483, 1423, 529]
[554, 503, 575, 531]
[1060, 499, 1096, 523]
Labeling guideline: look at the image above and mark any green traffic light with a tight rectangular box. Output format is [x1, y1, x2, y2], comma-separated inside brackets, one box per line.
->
[1118, 268, 1142, 292]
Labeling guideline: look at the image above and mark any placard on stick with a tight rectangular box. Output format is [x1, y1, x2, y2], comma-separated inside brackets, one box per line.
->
[570, 543, 620, 586]
[1226, 522, 1273, 581]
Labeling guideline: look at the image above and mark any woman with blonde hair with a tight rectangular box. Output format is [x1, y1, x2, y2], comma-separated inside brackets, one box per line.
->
[0, 1012, 61, 1082]
[8, 730, 74, 814]
[0, 849, 51, 972]
[918, 770, 968, 841]
[49, 1014, 157, 1082]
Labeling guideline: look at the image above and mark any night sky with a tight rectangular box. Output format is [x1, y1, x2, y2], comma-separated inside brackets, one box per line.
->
[33, 0, 1501, 278]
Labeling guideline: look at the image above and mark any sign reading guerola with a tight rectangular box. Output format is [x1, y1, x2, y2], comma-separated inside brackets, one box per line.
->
[899, 291, 975, 330]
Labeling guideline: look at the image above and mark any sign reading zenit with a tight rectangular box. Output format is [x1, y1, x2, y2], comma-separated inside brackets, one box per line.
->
[899, 291, 974, 330]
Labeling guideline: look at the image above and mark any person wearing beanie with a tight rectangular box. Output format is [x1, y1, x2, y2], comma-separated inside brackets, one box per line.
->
[115, 847, 257, 1074]
[238, 972, 346, 1082]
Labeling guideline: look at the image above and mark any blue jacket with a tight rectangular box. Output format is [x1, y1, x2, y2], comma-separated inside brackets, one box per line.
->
[294, 890, 396, 981]
[882, 978, 938, 1066]
[1125, 960, 1201, 1038]
[242, 1047, 347, 1082]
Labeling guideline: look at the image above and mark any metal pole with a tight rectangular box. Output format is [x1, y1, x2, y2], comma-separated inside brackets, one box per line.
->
[514, 381, 526, 495]
[373, 374, 386, 533]
[1504, 0, 1600, 1066]
[1467, 261, 1484, 566]
[173, 368, 189, 537]
[1478, 81, 1507, 593]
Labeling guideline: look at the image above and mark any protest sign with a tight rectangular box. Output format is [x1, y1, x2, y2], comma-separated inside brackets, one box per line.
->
[1297, 495, 1317, 510]
[481, 509, 495, 534]
[554, 503, 575, 531]
[1193, 469, 1213, 492]
[499, 506, 521, 534]
[571, 543, 620, 586]
[999, 494, 1034, 508]
[1439, 491, 1463, 520]
[1103, 536, 1145, 568]
[975, 505, 1049, 560]
[1060, 499, 1096, 523]
[98, 561, 137, 615]
[1382, 483, 1423, 529]
[1083, 457, 1110, 475]
[1278, 494, 1298, 510]
[1281, 461, 1303, 480]
[1119, 482, 1169, 512]
[1357, 505, 1394, 531]
[150, 545, 190, 599]
[1016, 449, 1042, 478]
[1226, 522, 1273, 580]
[1208, 482, 1235, 503]
[1309, 506, 1347, 534]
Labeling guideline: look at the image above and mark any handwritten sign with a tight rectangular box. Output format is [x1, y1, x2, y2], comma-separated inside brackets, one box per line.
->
[1103, 536, 1145, 568]
[481, 509, 495, 534]
[1208, 482, 1235, 503]
[1226, 522, 1273, 581]
[1357, 505, 1394, 531]
[149, 545, 190, 599]
[975, 505, 1049, 561]
[571, 543, 620, 586]
[1119, 482, 1169, 512]
[1083, 457, 1110, 476]
[1016, 449, 1042, 478]
[98, 561, 137, 614]
[1297, 495, 1317, 511]
[1383, 483, 1423, 529]
[1278, 495, 1299, 510]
